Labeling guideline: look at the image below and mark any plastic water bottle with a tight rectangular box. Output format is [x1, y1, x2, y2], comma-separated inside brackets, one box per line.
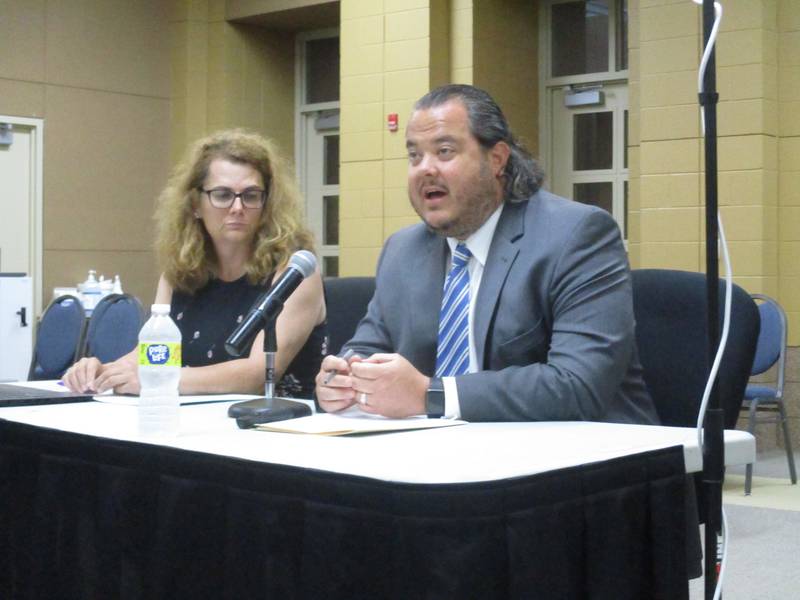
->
[112, 274, 123, 294]
[81, 269, 102, 315]
[99, 275, 113, 299]
[137, 304, 182, 437]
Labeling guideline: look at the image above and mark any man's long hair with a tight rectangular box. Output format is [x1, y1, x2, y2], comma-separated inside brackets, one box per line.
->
[414, 84, 544, 201]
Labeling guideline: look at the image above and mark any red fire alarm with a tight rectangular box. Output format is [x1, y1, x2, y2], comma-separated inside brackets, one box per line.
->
[387, 113, 399, 132]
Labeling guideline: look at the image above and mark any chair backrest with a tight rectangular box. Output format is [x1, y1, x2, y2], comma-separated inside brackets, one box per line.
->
[28, 294, 86, 380]
[82, 293, 145, 363]
[749, 294, 786, 376]
[323, 277, 376, 356]
[631, 269, 760, 429]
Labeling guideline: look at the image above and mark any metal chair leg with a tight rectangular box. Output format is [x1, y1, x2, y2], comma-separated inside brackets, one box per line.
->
[778, 400, 797, 485]
[745, 463, 753, 495]
[745, 399, 759, 495]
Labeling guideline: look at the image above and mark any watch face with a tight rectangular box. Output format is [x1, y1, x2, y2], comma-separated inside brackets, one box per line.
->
[426, 380, 445, 418]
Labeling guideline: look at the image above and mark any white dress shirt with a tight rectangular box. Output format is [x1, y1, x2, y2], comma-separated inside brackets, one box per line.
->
[441, 204, 504, 418]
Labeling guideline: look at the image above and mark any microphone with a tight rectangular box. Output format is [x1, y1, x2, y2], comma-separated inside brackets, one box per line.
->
[225, 250, 317, 357]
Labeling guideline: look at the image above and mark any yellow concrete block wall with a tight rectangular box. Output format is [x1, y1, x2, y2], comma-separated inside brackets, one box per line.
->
[632, 0, 700, 267]
[633, 0, 784, 303]
[339, 0, 448, 277]
[451, 0, 473, 84]
[627, 0, 642, 267]
[779, 0, 800, 343]
[340, 1, 386, 277]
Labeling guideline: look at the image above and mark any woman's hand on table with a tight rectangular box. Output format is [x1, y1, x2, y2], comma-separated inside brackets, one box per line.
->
[63, 352, 140, 395]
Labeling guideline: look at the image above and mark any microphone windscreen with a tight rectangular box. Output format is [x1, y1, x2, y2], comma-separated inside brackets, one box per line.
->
[289, 250, 317, 278]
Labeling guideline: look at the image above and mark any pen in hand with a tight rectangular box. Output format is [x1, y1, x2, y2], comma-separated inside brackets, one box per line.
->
[323, 349, 357, 384]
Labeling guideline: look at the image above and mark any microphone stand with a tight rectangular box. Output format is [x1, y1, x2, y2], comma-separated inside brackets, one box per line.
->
[263, 322, 277, 399]
[700, 1, 723, 597]
[227, 314, 312, 429]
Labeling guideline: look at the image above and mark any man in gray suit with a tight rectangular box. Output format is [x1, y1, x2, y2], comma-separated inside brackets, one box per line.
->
[315, 84, 658, 425]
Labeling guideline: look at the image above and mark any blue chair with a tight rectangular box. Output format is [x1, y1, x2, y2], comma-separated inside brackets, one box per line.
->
[28, 295, 86, 380]
[81, 293, 144, 363]
[743, 294, 796, 495]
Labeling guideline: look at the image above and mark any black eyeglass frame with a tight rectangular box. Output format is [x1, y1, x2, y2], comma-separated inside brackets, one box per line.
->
[199, 187, 268, 209]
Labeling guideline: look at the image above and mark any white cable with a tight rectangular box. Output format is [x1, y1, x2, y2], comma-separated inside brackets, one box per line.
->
[693, 212, 731, 599]
[695, 214, 732, 445]
[692, 0, 723, 136]
[689, 2, 729, 599]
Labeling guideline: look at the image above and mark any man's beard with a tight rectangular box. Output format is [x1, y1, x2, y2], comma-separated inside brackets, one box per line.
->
[418, 159, 501, 240]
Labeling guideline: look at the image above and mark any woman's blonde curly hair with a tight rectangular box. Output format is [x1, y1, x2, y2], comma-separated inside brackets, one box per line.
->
[155, 129, 315, 294]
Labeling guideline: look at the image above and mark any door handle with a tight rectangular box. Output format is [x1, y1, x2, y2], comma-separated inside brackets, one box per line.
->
[16, 307, 27, 327]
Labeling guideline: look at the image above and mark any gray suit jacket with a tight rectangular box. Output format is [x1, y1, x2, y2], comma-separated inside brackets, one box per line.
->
[344, 190, 659, 424]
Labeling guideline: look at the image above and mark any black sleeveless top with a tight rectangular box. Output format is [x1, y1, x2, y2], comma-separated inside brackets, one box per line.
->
[170, 275, 327, 399]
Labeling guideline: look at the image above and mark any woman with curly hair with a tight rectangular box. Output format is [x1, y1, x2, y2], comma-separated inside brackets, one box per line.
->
[64, 129, 327, 397]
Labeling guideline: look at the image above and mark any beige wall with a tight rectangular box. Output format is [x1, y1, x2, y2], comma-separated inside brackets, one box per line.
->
[171, 0, 296, 165]
[0, 0, 172, 311]
[473, 0, 539, 156]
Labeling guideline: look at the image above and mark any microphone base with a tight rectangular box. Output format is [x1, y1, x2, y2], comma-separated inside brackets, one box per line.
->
[228, 397, 312, 429]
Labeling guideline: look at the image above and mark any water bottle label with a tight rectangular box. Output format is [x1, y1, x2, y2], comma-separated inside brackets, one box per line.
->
[139, 342, 182, 367]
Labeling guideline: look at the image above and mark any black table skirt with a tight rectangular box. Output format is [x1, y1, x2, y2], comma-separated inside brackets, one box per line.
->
[0, 420, 689, 599]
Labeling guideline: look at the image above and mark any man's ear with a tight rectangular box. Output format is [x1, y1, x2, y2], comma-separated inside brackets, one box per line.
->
[489, 141, 511, 177]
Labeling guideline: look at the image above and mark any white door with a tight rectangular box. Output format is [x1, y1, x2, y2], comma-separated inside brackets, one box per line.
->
[0, 275, 33, 380]
[541, 0, 629, 238]
[303, 111, 340, 276]
[0, 116, 44, 371]
[296, 31, 340, 276]
[550, 83, 628, 237]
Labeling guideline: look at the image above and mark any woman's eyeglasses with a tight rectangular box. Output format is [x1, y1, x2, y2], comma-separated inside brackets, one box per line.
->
[200, 187, 266, 209]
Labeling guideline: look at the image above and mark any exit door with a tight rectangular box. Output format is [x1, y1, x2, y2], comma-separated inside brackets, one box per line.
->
[550, 82, 628, 238]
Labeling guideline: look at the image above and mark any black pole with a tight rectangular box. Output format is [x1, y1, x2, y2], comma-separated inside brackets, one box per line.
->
[700, 1, 724, 598]
[263, 320, 278, 399]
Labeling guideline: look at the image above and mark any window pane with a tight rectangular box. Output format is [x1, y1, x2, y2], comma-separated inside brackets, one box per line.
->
[324, 135, 339, 185]
[616, 0, 628, 71]
[323, 256, 339, 277]
[574, 182, 613, 214]
[552, 0, 609, 77]
[573, 112, 613, 170]
[323, 195, 339, 245]
[305, 37, 339, 103]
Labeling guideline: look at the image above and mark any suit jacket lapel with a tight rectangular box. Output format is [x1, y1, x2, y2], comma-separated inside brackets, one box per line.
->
[412, 230, 448, 358]
[474, 201, 525, 368]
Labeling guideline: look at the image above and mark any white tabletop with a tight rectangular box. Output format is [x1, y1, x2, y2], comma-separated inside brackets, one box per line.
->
[0, 399, 755, 485]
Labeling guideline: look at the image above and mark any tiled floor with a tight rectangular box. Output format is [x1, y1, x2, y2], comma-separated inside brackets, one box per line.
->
[689, 448, 799, 599]
[725, 447, 799, 511]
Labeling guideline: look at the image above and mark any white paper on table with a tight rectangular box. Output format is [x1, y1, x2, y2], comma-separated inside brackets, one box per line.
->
[94, 394, 262, 406]
[6, 380, 112, 395]
[255, 411, 467, 436]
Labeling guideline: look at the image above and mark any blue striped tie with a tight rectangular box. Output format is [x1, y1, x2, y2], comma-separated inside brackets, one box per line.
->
[435, 244, 472, 377]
